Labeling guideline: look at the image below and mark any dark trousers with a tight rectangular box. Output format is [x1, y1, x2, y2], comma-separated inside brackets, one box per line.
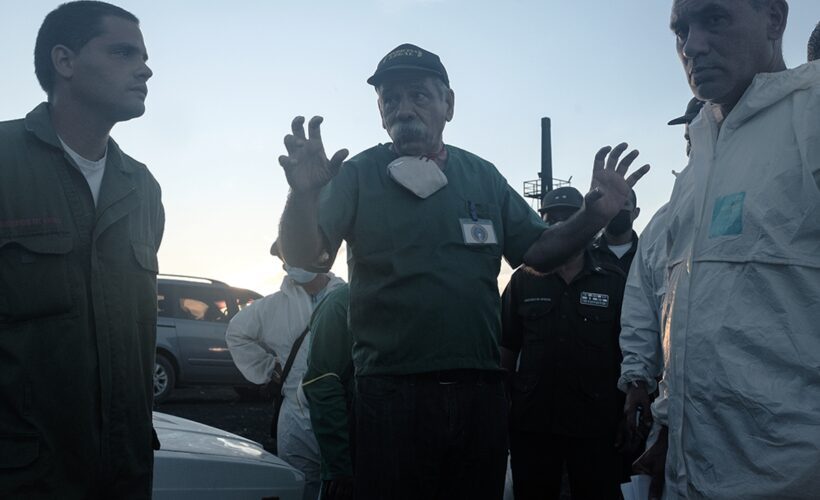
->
[354, 371, 508, 500]
[510, 430, 621, 500]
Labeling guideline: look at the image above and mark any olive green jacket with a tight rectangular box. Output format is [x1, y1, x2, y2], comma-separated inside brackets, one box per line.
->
[0, 103, 164, 499]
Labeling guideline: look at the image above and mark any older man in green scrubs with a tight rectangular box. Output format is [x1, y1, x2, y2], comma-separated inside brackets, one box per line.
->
[277, 44, 647, 499]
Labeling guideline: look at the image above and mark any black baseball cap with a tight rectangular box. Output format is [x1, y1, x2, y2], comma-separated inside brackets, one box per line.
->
[540, 186, 584, 214]
[367, 43, 450, 87]
[668, 97, 705, 126]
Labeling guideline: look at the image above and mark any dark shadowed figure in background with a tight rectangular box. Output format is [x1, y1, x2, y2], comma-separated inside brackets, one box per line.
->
[501, 187, 628, 500]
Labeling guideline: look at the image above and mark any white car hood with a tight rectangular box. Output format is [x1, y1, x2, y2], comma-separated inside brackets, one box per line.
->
[153, 412, 284, 466]
[152, 412, 304, 500]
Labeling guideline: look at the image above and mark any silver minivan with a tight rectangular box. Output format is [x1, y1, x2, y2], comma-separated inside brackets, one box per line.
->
[154, 275, 263, 403]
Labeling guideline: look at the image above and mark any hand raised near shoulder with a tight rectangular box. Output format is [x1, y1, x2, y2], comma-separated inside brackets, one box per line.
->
[278, 116, 349, 193]
[585, 142, 650, 226]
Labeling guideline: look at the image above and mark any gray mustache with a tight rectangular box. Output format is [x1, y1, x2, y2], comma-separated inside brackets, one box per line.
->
[390, 121, 426, 140]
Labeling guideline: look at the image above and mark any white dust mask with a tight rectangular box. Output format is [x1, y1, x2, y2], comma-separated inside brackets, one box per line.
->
[387, 156, 448, 199]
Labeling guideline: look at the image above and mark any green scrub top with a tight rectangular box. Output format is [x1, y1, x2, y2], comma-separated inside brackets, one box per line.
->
[318, 144, 546, 376]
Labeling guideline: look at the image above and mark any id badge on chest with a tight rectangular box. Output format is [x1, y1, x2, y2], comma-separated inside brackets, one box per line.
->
[460, 218, 498, 245]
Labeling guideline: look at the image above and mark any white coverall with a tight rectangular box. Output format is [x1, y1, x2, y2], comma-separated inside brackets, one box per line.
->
[659, 61, 820, 499]
[618, 203, 669, 394]
[226, 273, 346, 500]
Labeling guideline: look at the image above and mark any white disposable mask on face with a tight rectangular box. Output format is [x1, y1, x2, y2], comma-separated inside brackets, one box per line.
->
[387, 156, 448, 199]
[283, 264, 318, 284]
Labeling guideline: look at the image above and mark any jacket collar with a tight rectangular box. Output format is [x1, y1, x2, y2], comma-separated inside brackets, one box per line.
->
[703, 60, 820, 131]
[23, 102, 136, 174]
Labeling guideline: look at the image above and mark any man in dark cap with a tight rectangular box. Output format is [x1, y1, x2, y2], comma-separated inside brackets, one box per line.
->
[501, 187, 627, 500]
[667, 97, 704, 156]
[276, 43, 648, 499]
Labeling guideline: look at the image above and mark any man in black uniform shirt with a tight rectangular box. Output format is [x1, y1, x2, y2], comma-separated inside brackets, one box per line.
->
[501, 187, 626, 500]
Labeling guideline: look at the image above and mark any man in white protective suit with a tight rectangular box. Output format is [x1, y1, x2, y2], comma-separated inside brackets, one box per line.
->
[226, 240, 345, 500]
[640, 1, 820, 498]
[619, 99, 703, 481]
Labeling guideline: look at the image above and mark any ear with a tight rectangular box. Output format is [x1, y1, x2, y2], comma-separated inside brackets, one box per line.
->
[632, 207, 641, 221]
[51, 44, 75, 80]
[766, 0, 788, 41]
[377, 95, 387, 130]
[445, 88, 455, 122]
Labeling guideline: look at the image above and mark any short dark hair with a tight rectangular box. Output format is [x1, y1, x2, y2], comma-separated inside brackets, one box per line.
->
[809, 21, 820, 62]
[34, 1, 139, 96]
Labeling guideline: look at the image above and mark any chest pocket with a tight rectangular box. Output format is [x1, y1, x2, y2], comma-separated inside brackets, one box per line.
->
[517, 301, 553, 330]
[131, 241, 158, 274]
[575, 303, 617, 351]
[0, 234, 74, 323]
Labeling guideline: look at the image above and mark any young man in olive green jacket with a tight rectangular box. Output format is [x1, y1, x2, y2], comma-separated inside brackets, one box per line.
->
[0, 3, 163, 498]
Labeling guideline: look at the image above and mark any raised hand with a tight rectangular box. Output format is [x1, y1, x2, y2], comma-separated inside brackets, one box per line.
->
[278, 116, 349, 193]
[585, 142, 650, 225]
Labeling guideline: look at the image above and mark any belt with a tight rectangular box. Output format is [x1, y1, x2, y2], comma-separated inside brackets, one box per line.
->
[408, 369, 503, 385]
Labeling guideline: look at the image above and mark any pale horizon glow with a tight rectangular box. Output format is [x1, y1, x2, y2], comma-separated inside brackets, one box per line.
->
[2, 1, 818, 296]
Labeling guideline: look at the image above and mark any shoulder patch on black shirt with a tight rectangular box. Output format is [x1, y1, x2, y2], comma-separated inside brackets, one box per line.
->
[580, 292, 608, 308]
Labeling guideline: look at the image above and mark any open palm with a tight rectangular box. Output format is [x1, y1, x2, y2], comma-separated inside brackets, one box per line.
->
[278, 116, 349, 192]
[585, 142, 650, 223]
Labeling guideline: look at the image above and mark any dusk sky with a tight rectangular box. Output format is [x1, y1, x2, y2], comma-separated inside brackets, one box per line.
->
[3, 1, 818, 294]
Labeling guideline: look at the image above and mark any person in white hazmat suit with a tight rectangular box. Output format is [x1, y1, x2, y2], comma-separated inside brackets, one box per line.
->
[618, 205, 669, 429]
[620, 99, 702, 465]
[622, 100, 702, 499]
[620, 204, 674, 500]
[226, 240, 345, 500]
[642, 1, 820, 498]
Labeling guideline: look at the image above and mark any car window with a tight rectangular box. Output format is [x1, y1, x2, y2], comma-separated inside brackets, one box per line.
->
[227, 289, 263, 320]
[235, 295, 257, 312]
[166, 285, 232, 323]
[157, 292, 169, 316]
[156, 282, 261, 322]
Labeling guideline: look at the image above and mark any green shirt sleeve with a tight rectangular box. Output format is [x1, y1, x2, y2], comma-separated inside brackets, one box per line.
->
[303, 286, 353, 479]
[500, 181, 548, 269]
[317, 160, 359, 268]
